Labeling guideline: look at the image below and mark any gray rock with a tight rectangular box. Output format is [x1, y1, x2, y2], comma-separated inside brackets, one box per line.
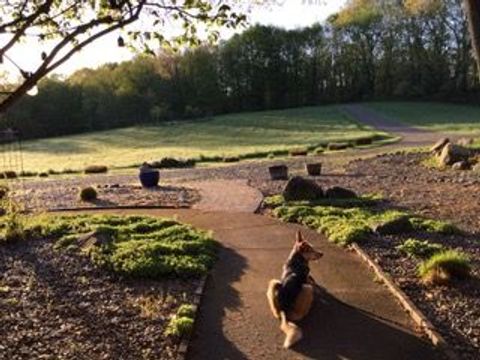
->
[438, 143, 471, 166]
[373, 216, 413, 235]
[282, 176, 323, 201]
[457, 137, 473, 146]
[452, 161, 469, 171]
[325, 186, 357, 199]
[430, 138, 449, 154]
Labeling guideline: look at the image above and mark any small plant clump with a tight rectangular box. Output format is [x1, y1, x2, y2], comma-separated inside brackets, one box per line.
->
[84, 165, 108, 174]
[410, 217, 461, 235]
[396, 239, 444, 259]
[165, 304, 196, 337]
[418, 250, 471, 285]
[79, 187, 97, 202]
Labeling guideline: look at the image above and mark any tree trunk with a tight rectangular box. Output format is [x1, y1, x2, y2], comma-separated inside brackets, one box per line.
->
[464, 0, 480, 80]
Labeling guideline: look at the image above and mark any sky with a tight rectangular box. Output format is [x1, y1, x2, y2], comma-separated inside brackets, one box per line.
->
[0, 0, 345, 80]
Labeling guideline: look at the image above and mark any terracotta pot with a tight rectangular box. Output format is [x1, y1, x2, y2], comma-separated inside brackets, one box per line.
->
[268, 165, 288, 180]
[306, 163, 322, 176]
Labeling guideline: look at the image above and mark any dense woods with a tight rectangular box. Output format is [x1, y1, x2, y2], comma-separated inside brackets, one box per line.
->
[2, 0, 479, 139]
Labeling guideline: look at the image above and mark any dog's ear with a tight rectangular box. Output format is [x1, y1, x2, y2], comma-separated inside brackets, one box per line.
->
[296, 231, 304, 244]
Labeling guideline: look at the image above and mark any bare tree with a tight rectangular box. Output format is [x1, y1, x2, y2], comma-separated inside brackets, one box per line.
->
[0, 0, 249, 113]
[464, 0, 480, 79]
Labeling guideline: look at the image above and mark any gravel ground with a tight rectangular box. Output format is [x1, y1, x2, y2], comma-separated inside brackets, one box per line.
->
[0, 238, 198, 360]
[362, 233, 480, 359]
[9, 177, 199, 211]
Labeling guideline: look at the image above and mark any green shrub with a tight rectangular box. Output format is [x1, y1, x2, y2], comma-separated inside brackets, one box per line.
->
[410, 217, 461, 235]
[54, 234, 79, 250]
[84, 165, 108, 174]
[177, 304, 196, 318]
[396, 239, 444, 259]
[38, 172, 49, 177]
[313, 147, 324, 155]
[263, 195, 285, 208]
[0, 186, 8, 200]
[1, 205, 25, 243]
[418, 250, 471, 285]
[223, 156, 240, 163]
[1, 171, 17, 179]
[79, 187, 97, 202]
[165, 316, 194, 337]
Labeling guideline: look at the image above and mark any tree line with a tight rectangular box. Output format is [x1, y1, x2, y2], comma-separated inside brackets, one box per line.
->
[2, 0, 479, 140]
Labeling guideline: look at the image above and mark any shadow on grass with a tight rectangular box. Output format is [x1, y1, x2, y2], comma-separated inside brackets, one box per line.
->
[187, 246, 249, 360]
[292, 286, 440, 360]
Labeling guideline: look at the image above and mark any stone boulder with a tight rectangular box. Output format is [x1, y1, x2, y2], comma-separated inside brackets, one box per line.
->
[438, 143, 471, 167]
[457, 137, 473, 147]
[325, 186, 357, 199]
[452, 161, 469, 171]
[373, 216, 413, 235]
[430, 138, 449, 154]
[282, 176, 324, 201]
[472, 163, 480, 172]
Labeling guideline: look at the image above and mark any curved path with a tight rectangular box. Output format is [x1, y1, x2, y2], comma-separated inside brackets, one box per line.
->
[78, 208, 439, 360]
[342, 104, 456, 148]
[187, 179, 263, 213]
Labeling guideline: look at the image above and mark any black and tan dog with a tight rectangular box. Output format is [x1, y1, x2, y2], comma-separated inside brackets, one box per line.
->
[266, 231, 323, 348]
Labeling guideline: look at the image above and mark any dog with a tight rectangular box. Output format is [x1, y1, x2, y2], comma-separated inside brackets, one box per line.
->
[266, 230, 323, 348]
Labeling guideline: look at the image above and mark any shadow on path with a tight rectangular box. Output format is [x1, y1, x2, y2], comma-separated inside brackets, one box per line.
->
[188, 246, 249, 360]
[293, 287, 440, 360]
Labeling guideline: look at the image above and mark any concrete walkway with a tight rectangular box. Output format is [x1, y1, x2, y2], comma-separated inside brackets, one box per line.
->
[342, 104, 455, 148]
[89, 208, 439, 360]
[187, 179, 263, 213]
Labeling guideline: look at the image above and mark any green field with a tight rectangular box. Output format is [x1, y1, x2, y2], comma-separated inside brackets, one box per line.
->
[367, 102, 480, 134]
[8, 105, 382, 173]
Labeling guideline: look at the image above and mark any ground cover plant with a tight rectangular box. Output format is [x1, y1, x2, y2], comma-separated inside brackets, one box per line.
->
[367, 102, 480, 134]
[1, 214, 217, 279]
[7, 105, 385, 173]
[266, 194, 460, 246]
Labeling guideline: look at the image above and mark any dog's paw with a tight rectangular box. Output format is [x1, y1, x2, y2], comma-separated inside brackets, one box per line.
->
[283, 328, 303, 349]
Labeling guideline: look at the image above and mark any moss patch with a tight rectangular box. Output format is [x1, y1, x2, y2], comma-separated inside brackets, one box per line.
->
[396, 239, 445, 259]
[268, 194, 460, 246]
[15, 214, 217, 279]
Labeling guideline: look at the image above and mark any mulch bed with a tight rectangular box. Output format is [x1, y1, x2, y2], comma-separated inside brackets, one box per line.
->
[361, 233, 480, 359]
[9, 176, 199, 211]
[0, 238, 198, 360]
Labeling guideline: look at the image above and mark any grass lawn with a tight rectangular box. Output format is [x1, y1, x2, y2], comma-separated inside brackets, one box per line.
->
[10, 105, 382, 172]
[367, 102, 480, 134]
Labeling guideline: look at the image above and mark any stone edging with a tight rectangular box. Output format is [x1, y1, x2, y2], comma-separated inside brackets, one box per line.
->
[176, 274, 208, 360]
[47, 204, 190, 212]
[350, 243, 458, 360]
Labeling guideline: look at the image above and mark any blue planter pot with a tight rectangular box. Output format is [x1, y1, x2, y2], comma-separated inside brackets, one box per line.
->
[139, 170, 160, 188]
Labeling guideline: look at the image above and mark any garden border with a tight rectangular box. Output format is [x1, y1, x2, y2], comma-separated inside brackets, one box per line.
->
[176, 274, 208, 360]
[350, 243, 458, 360]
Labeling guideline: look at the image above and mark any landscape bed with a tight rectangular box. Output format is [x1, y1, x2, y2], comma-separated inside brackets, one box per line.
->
[257, 153, 480, 359]
[8, 176, 200, 211]
[0, 214, 217, 359]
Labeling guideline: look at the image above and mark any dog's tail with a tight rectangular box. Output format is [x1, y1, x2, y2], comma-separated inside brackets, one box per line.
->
[267, 279, 302, 348]
[279, 311, 302, 348]
[266, 279, 282, 319]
